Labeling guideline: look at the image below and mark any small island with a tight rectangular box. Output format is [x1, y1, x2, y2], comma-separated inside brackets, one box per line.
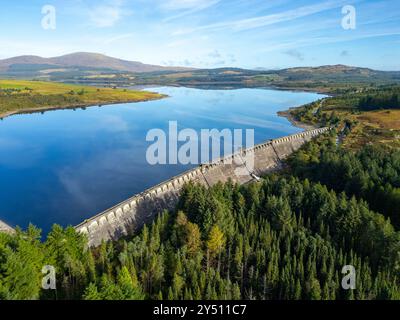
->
[0, 80, 165, 119]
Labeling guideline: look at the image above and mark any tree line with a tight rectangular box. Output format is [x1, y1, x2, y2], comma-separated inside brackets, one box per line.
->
[357, 87, 400, 111]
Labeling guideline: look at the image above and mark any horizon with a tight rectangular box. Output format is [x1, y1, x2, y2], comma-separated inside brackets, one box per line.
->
[0, 0, 399, 71]
[2, 51, 398, 72]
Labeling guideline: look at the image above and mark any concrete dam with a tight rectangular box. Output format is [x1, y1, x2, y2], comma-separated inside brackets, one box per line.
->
[75, 127, 330, 247]
[0, 220, 14, 234]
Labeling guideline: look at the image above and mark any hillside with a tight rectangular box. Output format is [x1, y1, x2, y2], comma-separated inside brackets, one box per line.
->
[1, 53, 400, 93]
[77, 65, 400, 93]
[0, 52, 191, 75]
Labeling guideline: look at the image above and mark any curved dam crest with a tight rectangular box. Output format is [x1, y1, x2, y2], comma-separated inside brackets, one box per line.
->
[76, 127, 330, 247]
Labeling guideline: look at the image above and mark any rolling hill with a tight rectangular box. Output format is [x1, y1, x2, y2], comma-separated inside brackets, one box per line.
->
[1, 53, 400, 93]
[0, 52, 192, 74]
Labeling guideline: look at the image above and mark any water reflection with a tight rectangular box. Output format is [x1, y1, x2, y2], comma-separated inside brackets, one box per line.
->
[0, 87, 325, 233]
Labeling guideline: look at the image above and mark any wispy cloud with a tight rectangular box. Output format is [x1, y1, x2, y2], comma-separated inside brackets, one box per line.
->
[103, 33, 134, 44]
[260, 30, 400, 53]
[172, 0, 350, 35]
[162, 0, 221, 22]
[161, 0, 219, 11]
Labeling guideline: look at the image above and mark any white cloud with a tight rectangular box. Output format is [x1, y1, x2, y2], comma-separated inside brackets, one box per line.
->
[88, 0, 130, 28]
[89, 7, 121, 27]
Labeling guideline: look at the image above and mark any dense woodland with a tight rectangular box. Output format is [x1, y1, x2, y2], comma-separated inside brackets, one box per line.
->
[288, 135, 400, 229]
[357, 87, 400, 111]
[1, 133, 399, 300]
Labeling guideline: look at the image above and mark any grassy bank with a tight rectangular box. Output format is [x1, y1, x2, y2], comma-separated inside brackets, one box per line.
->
[286, 85, 400, 149]
[0, 80, 165, 119]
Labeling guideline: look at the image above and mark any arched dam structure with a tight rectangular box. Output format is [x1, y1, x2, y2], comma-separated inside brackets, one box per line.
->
[75, 127, 330, 247]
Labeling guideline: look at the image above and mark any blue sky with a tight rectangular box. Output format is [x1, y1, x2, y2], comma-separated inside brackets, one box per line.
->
[0, 0, 399, 70]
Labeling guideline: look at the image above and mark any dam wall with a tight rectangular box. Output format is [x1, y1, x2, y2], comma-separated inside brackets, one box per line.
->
[0, 220, 15, 234]
[75, 127, 330, 247]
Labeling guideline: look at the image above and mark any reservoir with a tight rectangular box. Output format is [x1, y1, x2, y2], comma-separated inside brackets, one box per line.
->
[0, 87, 325, 233]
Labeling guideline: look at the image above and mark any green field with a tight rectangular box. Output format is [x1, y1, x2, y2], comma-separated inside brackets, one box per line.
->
[0, 80, 165, 118]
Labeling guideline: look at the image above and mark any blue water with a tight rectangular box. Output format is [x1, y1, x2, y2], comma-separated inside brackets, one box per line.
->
[0, 87, 324, 233]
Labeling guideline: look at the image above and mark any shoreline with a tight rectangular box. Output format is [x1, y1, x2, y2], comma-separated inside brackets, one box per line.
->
[277, 109, 319, 131]
[0, 94, 167, 120]
[276, 89, 328, 131]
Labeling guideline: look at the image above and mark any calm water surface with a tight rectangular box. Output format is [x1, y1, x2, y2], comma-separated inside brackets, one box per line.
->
[0, 87, 325, 233]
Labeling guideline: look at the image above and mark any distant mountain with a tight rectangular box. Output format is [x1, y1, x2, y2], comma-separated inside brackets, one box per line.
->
[281, 64, 374, 73]
[1, 53, 399, 91]
[0, 52, 192, 73]
[266, 64, 400, 87]
[275, 64, 385, 78]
